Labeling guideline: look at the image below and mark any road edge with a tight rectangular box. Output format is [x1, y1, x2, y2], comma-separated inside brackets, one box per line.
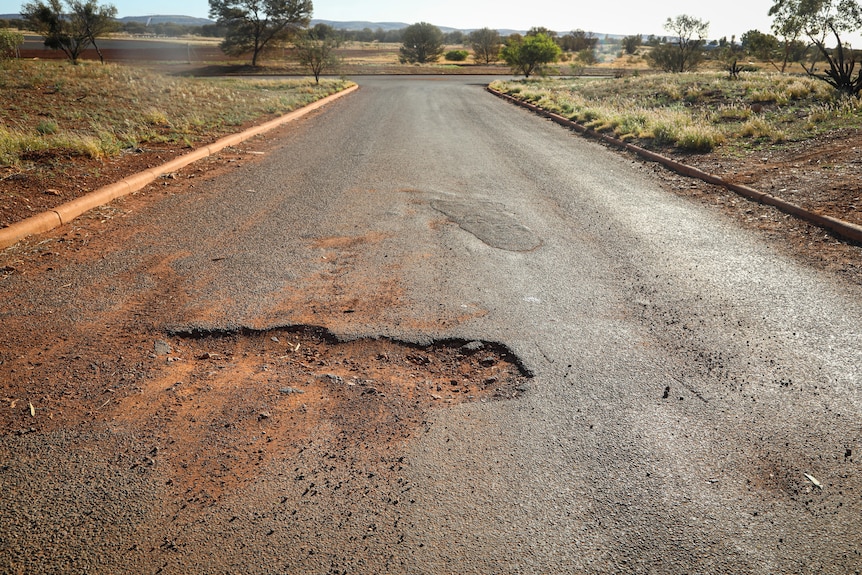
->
[487, 86, 862, 246]
[0, 84, 360, 251]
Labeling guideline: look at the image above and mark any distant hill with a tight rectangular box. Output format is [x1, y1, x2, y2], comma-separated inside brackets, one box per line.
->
[310, 19, 529, 36]
[118, 15, 214, 26]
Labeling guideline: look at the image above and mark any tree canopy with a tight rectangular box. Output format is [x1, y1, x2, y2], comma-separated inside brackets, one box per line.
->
[469, 27, 502, 64]
[294, 27, 340, 83]
[501, 33, 561, 78]
[770, 0, 862, 94]
[399, 22, 444, 63]
[21, 0, 117, 64]
[647, 14, 709, 72]
[209, 0, 313, 66]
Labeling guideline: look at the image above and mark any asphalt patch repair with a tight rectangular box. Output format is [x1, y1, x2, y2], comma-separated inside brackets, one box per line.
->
[79, 325, 531, 501]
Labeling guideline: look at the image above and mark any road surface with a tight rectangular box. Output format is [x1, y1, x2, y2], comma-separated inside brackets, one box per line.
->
[1, 76, 861, 573]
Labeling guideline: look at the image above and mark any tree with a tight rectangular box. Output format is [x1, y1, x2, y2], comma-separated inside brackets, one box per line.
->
[647, 14, 709, 72]
[559, 29, 597, 52]
[209, 0, 313, 67]
[501, 33, 561, 78]
[21, 0, 117, 64]
[309, 22, 334, 39]
[769, 0, 807, 71]
[294, 27, 340, 83]
[72, 0, 117, 63]
[444, 30, 464, 44]
[622, 34, 643, 54]
[527, 26, 557, 38]
[0, 28, 24, 59]
[770, 0, 862, 95]
[469, 27, 502, 64]
[741, 29, 784, 71]
[399, 22, 444, 63]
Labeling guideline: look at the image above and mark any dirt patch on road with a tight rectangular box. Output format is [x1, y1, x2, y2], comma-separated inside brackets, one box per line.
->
[108, 326, 528, 501]
[0, 321, 529, 500]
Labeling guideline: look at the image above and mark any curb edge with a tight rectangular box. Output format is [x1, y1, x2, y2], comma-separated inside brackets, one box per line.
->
[0, 83, 359, 251]
[487, 86, 862, 245]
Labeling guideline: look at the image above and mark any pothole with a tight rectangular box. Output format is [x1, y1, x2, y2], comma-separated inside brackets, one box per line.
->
[109, 325, 532, 500]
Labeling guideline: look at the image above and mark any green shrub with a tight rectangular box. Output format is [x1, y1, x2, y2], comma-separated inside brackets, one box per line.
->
[444, 50, 469, 62]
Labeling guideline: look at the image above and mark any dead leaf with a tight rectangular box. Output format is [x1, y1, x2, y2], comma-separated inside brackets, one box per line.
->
[804, 473, 823, 489]
[29, 401, 35, 417]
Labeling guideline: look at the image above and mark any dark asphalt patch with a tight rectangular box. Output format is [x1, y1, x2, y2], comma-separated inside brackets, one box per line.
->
[431, 199, 542, 252]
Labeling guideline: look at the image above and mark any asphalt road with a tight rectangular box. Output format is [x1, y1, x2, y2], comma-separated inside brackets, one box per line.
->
[2, 76, 861, 573]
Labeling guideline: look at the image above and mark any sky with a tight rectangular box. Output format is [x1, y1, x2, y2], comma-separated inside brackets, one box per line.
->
[0, 0, 780, 40]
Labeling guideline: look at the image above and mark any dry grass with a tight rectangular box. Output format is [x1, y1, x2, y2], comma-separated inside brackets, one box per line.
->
[0, 60, 354, 166]
[491, 72, 858, 153]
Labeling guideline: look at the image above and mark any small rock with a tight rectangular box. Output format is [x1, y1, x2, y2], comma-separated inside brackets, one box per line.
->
[279, 387, 305, 395]
[197, 352, 219, 360]
[258, 411, 271, 420]
[461, 341, 484, 353]
[44, 189, 61, 196]
[154, 340, 172, 356]
[271, 336, 280, 343]
[324, 374, 343, 385]
[479, 356, 497, 367]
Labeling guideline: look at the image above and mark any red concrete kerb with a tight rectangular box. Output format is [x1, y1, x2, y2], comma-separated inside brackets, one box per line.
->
[0, 84, 359, 251]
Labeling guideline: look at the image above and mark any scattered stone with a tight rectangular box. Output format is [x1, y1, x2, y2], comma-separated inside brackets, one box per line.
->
[324, 374, 344, 385]
[258, 412, 271, 420]
[461, 341, 484, 353]
[154, 340, 172, 356]
[197, 352, 219, 360]
[279, 387, 305, 395]
[479, 356, 497, 367]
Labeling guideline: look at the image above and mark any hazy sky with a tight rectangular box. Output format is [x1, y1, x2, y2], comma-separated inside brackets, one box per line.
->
[1, 0, 780, 39]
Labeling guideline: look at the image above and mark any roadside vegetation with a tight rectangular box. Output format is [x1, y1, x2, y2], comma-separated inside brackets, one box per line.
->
[490, 72, 858, 153]
[0, 59, 352, 166]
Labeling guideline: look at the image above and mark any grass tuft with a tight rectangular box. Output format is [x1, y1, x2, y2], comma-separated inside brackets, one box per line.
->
[490, 71, 861, 154]
[0, 60, 355, 167]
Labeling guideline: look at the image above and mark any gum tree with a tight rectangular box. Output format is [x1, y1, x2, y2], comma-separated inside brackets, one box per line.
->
[469, 27, 502, 64]
[21, 0, 117, 64]
[399, 22, 444, 63]
[294, 27, 340, 83]
[647, 14, 709, 72]
[770, 0, 862, 95]
[209, 0, 313, 66]
[501, 32, 562, 78]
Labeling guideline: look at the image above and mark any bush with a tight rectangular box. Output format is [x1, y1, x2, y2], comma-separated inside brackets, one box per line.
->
[36, 119, 59, 135]
[445, 50, 469, 62]
[0, 28, 23, 59]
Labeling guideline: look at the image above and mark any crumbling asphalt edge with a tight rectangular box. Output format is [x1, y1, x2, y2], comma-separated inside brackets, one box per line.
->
[0, 84, 360, 251]
[487, 86, 862, 246]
